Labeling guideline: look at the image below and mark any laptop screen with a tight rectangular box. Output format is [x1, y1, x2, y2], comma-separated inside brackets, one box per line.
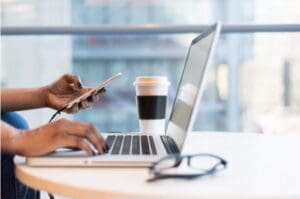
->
[166, 23, 221, 149]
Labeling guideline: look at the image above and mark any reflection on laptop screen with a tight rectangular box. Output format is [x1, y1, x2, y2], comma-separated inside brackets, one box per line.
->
[166, 25, 219, 149]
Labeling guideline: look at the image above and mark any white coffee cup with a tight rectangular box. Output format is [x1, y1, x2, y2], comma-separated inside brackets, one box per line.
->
[133, 76, 170, 134]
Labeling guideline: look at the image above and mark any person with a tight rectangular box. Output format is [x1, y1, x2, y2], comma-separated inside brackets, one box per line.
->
[1, 74, 107, 199]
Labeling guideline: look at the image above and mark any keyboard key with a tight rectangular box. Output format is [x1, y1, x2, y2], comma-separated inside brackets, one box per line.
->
[111, 135, 123, 155]
[121, 135, 132, 155]
[161, 136, 172, 154]
[141, 136, 150, 155]
[106, 135, 116, 149]
[161, 136, 179, 154]
[132, 136, 140, 155]
[149, 136, 157, 155]
[167, 136, 180, 153]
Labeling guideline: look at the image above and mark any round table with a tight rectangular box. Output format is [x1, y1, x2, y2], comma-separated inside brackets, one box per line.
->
[15, 132, 300, 199]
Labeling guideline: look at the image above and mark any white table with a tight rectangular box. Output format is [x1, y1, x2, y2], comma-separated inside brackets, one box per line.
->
[15, 132, 300, 199]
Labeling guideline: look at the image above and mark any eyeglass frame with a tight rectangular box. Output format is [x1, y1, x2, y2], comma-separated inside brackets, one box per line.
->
[148, 153, 227, 182]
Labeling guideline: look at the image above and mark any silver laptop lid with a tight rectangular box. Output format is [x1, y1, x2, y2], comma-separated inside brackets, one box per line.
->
[166, 22, 222, 149]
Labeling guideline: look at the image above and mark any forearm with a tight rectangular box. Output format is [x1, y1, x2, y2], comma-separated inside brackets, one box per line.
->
[1, 121, 24, 155]
[1, 87, 48, 112]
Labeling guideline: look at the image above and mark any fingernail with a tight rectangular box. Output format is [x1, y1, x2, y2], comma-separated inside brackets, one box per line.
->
[77, 81, 82, 89]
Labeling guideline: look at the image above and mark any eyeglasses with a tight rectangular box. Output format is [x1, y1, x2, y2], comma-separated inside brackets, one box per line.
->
[148, 153, 227, 182]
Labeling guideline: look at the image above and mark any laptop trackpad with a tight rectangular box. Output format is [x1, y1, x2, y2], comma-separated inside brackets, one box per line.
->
[48, 149, 88, 157]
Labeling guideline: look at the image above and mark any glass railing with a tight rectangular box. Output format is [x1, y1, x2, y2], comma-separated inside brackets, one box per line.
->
[2, 0, 300, 134]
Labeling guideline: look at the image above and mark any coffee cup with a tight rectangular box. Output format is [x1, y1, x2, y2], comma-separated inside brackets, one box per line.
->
[133, 76, 170, 134]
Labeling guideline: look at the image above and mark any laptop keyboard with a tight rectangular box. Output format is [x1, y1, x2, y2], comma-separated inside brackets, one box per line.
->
[106, 135, 156, 155]
[105, 135, 178, 155]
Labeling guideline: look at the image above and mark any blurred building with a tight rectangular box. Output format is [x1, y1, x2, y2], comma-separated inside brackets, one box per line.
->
[1, 0, 299, 133]
[71, 0, 253, 132]
[1, 0, 72, 127]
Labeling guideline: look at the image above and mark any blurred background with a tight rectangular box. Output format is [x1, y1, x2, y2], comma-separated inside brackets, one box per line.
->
[1, 0, 300, 134]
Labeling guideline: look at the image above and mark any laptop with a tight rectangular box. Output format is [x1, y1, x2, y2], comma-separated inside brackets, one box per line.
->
[26, 22, 221, 167]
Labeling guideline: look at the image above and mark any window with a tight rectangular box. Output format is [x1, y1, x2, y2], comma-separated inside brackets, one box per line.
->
[2, 0, 300, 134]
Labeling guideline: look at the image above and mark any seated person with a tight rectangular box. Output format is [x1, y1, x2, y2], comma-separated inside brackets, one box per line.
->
[1, 74, 107, 199]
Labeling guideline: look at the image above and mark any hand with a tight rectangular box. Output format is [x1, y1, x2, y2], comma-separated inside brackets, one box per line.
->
[13, 119, 107, 157]
[44, 74, 105, 113]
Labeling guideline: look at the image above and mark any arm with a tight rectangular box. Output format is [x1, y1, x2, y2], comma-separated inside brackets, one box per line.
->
[1, 87, 47, 112]
[1, 119, 107, 156]
[1, 121, 22, 154]
[1, 74, 107, 156]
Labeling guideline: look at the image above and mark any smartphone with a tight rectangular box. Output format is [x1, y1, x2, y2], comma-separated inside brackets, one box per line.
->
[65, 72, 122, 109]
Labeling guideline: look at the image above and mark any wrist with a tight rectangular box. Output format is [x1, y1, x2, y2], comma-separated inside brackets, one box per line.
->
[9, 129, 28, 156]
[13, 129, 40, 156]
[38, 86, 50, 108]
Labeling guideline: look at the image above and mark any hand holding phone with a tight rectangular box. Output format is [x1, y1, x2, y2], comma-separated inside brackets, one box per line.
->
[49, 72, 122, 123]
[65, 72, 122, 109]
